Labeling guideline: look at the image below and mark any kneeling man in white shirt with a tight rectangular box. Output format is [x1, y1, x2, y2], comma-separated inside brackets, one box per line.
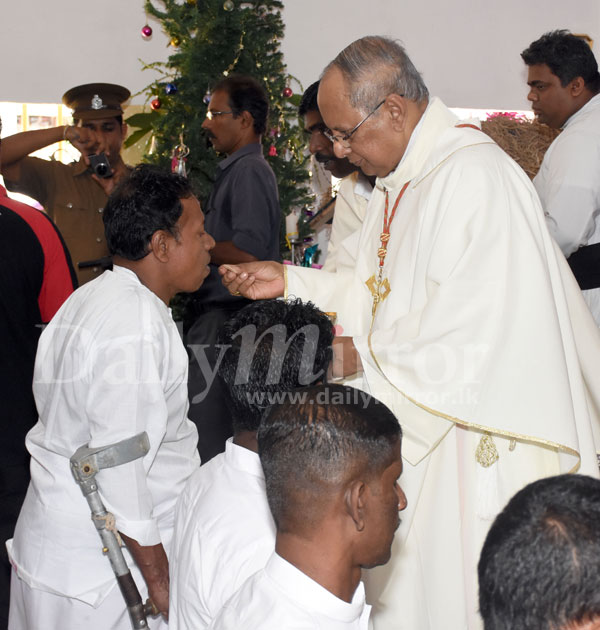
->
[209, 383, 407, 630]
[169, 298, 334, 629]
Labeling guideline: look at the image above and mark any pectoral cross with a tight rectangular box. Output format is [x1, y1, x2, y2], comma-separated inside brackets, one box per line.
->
[366, 270, 391, 316]
[366, 181, 410, 318]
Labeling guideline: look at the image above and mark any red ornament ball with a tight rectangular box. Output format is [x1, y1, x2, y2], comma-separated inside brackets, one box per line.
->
[141, 25, 153, 39]
[150, 98, 162, 111]
[283, 87, 293, 98]
[268, 145, 277, 157]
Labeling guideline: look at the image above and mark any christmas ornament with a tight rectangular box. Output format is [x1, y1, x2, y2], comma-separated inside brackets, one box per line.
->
[171, 133, 190, 177]
[165, 83, 178, 95]
[151, 98, 162, 110]
[203, 91, 211, 105]
[170, 36, 180, 47]
[223, 0, 235, 11]
[283, 87, 293, 98]
[256, 62, 262, 68]
[141, 24, 153, 39]
[268, 145, 277, 157]
[269, 127, 279, 138]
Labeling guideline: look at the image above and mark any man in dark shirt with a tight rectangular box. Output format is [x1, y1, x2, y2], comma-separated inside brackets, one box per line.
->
[0, 117, 77, 628]
[185, 75, 281, 463]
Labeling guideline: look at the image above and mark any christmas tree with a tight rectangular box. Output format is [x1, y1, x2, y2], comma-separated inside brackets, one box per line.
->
[128, 0, 314, 257]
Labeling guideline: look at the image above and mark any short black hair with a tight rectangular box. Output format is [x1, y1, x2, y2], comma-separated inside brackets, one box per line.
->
[258, 384, 401, 531]
[521, 30, 600, 93]
[213, 75, 269, 135]
[299, 81, 320, 117]
[103, 164, 193, 260]
[217, 298, 333, 433]
[478, 474, 600, 630]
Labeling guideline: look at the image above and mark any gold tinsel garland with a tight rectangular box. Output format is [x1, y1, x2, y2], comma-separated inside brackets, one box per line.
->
[481, 116, 560, 179]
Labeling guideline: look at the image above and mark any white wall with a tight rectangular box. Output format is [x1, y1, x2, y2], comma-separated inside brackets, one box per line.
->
[2, 0, 599, 110]
[281, 0, 600, 110]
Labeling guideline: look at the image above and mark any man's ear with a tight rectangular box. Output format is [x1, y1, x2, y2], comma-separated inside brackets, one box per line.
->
[149, 229, 171, 263]
[239, 110, 254, 129]
[384, 94, 408, 132]
[345, 479, 367, 532]
[569, 76, 586, 98]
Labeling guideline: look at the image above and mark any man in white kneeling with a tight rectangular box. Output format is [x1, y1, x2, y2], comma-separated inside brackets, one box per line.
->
[209, 383, 407, 630]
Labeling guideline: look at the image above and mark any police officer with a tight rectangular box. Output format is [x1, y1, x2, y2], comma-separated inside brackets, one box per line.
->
[1, 83, 131, 284]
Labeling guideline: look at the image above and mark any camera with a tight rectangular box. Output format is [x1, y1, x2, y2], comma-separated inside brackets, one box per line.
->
[88, 153, 112, 179]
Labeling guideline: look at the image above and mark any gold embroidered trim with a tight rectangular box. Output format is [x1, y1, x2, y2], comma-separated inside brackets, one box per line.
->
[366, 331, 581, 473]
[475, 433, 499, 468]
[363, 137, 581, 472]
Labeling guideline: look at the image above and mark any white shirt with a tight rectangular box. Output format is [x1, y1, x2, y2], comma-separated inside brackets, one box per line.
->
[208, 552, 371, 630]
[7, 266, 199, 606]
[170, 439, 276, 629]
[322, 172, 373, 272]
[534, 93, 600, 323]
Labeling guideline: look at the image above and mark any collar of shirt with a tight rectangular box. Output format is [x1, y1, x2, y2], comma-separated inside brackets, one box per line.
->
[353, 172, 374, 201]
[111, 264, 171, 313]
[264, 552, 368, 624]
[217, 142, 263, 173]
[73, 156, 92, 177]
[563, 92, 600, 129]
[224, 438, 265, 480]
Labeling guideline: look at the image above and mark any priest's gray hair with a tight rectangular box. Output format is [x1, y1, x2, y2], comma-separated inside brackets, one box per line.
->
[323, 35, 429, 112]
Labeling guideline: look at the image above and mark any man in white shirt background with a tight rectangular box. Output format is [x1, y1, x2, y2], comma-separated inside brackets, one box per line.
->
[299, 81, 374, 273]
[169, 297, 334, 629]
[7, 165, 214, 629]
[522, 30, 600, 324]
[209, 383, 407, 630]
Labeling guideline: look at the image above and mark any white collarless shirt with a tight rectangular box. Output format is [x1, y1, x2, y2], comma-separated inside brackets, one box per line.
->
[170, 439, 276, 629]
[7, 266, 199, 605]
[209, 552, 371, 629]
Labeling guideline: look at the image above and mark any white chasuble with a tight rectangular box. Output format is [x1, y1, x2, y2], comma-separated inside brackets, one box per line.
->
[285, 98, 600, 630]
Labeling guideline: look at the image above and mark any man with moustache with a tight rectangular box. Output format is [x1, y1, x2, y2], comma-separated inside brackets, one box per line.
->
[185, 75, 280, 463]
[220, 36, 600, 630]
[1, 83, 132, 285]
[299, 81, 374, 272]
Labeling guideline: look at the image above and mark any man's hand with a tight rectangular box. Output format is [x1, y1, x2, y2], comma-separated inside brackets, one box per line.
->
[329, 336, 363, 380]
[91, 162, 129, 196]
[219, 261, 285, 300]
[120, 533, 169, 619]
[64, 125, 110, 165]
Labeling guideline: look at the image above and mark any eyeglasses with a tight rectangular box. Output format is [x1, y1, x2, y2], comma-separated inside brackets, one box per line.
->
[324, 100, 386, 148]
[302, 122, 329, 139]
[205, 110, 233, 120]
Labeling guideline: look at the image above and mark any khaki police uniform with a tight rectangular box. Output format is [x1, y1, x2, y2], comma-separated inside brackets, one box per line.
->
[4, 83, 130, 285]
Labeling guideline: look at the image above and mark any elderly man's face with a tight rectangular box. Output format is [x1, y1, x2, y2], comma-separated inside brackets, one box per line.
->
[317, 68, 404, 178]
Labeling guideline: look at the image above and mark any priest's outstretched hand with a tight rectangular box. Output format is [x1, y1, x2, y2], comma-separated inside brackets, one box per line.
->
[219, 261, 285, 300]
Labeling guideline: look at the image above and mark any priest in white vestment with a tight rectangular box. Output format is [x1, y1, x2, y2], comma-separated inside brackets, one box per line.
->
[219, 36, 600, 630]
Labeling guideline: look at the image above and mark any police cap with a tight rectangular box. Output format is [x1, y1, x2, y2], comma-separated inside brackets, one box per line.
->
[62, 83, 131, 121]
